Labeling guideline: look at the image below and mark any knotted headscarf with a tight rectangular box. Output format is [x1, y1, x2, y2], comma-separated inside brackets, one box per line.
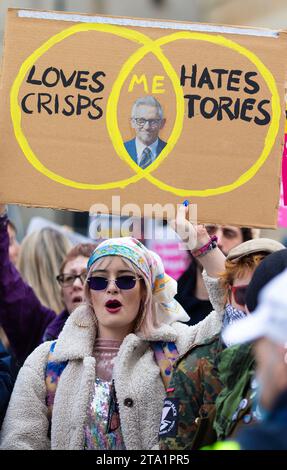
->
[87, 237, 189, 325]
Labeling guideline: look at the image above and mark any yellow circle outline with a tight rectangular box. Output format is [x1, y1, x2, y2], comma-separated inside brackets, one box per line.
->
[10, 24, 156, 190]
[108, 31, 281, 196]
[106, 43, 185, 178]
[11, 26, 281, 196]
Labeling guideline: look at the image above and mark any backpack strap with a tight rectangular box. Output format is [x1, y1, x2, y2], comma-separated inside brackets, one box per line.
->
[150, 341, 179, 391]
[45, 341, 68, 421]
[45, 340, 177, 419]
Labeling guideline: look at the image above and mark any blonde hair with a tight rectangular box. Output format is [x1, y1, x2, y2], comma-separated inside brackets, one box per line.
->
[84, 255, 159, 337]
[18, 228, 72, 314]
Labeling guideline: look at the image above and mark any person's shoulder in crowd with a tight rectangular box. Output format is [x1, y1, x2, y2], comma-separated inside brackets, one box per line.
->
[220, 390, 287, 450]
[213, 342, 256, 441]
[42, 309, 69, 342]
[236, 417, 287, 450]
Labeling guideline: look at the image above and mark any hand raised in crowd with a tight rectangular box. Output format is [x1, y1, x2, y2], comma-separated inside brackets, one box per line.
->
[172, 203, 226, 278]
[171, 203, 210, 251]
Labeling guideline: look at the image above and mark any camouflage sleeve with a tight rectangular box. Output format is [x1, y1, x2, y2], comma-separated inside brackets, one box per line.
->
[159, 349, 223, 450]
[159, 363, 202, 450]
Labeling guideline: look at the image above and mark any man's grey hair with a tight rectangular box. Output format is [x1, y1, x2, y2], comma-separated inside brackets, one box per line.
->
[131, 96, 164, 119]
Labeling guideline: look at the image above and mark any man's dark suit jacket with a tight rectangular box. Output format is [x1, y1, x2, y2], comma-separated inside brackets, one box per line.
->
[124, 138, 167, 164]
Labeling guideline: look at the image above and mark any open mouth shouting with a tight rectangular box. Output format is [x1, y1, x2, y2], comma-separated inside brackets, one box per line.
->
[105, 299, 122, 314]
[72, 295, 83, 306]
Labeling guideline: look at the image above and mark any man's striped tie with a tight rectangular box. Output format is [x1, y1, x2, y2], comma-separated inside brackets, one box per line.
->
[140, 147, 153, 169]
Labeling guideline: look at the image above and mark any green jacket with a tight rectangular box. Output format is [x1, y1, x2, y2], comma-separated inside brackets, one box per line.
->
[213, 342, 255, 440]
[159, 333, 224, 450]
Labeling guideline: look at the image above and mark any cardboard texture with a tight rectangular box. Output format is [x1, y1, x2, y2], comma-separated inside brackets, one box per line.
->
[0, 8, 287, 227]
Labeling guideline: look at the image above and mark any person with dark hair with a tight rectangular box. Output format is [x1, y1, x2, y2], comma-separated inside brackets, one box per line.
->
[205, 225, 259, 256]
[0, 204, 96, 365]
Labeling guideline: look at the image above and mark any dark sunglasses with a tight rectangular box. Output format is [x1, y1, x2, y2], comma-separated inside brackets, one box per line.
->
[87, 275, 142, 291]
[230, 285, 249, 307]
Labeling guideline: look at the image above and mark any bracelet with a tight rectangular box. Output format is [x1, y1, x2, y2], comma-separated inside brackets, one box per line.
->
[192, 235, 218, 258]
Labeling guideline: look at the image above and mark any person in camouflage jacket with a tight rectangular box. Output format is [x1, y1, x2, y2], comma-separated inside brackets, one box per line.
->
[159, 333, 223, 449]
[159, 335, 259, 450]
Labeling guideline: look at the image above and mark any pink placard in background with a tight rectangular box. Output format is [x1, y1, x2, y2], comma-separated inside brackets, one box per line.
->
[278, 133, 287, 227]
[278, 183, 287, 227]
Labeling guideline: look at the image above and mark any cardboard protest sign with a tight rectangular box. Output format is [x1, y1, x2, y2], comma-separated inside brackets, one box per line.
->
[0, 9, 287, 227]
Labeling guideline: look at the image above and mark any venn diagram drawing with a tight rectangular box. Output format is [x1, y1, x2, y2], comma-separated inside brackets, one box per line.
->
[10, 23, 280, 197]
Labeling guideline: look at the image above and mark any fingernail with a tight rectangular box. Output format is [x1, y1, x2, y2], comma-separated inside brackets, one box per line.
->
[182, 200, 189, 207]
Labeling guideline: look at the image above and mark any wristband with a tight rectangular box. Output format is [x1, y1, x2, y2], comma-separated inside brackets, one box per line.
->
[192, 235, 218, 258]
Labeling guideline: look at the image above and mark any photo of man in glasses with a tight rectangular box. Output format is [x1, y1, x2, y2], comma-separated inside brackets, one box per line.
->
[124, 96, 167, 169]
